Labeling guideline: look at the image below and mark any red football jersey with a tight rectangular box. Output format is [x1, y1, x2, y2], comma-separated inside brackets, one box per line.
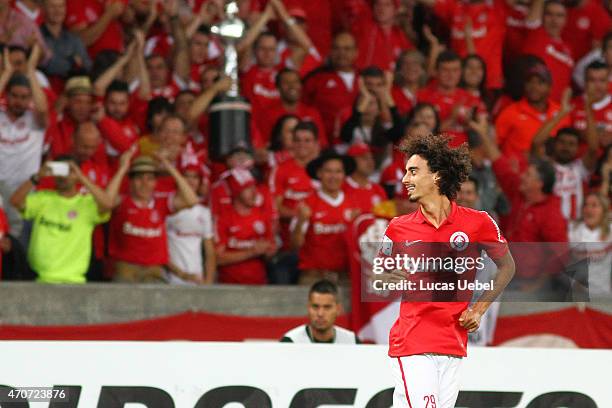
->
[343, 176, 387, 214]
[522, 28, 574, 102]
[215, 204, 274, 284]
[562, 0, 612, 61]
[391, 86, 417, 116]
[98, 116, 140, 158]
[303, 70, 359, 141]
[417, 85, 487, 146]
[352, 16, 414, 71]
[571, 95, 612, 137]
[240, 65, 280, 113]
[434, 0, 507, 89]
[384, 201, 507, 357]
[65, 0, 125, 58]
[296, 190, 357, 272]
[270, 158, 315, 249]
[108, 195, 173, 266]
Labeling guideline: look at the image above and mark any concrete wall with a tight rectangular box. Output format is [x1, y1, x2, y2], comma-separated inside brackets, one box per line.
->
[0, 282, 610, 325]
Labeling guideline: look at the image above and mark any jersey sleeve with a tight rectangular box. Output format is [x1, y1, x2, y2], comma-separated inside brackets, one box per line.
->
[478, 211, 508, 260]
[85, 194, 111, 225]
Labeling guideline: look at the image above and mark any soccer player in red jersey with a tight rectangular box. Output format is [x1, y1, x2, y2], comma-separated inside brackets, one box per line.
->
[381, 134, 515, 407]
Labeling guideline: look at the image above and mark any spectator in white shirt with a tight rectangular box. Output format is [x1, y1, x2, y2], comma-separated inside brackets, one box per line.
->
[165, 160, 216, 285]
[0, 45, 48, 237]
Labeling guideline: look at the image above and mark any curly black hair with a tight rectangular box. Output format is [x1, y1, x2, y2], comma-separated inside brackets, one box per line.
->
[399, 134, 471, 200]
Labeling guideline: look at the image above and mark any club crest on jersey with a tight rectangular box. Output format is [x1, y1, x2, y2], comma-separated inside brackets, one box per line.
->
[450, 231, 469, 251]
[344, 209, 354, 221]
[380, 235, 393, 256]
[150, 210, 160, 223]
[253, 220, 265, 235]
[67, 210, 78, 220]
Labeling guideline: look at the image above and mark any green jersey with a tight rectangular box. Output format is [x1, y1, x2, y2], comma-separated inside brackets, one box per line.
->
[23, 191, 110, 283]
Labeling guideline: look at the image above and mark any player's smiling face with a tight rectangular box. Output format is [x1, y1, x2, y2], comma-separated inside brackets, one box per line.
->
[402, 154, 439, 202]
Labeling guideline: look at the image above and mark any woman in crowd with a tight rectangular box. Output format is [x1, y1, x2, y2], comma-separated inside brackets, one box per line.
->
[569, 192, 611, 297]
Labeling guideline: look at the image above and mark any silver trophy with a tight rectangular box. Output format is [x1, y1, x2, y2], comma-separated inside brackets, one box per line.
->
[209, 1, 252, 161]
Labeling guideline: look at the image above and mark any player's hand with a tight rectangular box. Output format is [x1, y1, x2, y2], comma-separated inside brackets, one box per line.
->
[382, 269, 410, 284]
[459, 307, 482, 333]
[119, 144, 138, 170]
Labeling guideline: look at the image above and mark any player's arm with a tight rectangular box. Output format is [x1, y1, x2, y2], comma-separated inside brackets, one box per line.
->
[459, 250, 515, 332]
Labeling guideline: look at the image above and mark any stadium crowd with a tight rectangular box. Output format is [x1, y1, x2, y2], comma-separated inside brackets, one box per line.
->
[0, 0, 610, 289]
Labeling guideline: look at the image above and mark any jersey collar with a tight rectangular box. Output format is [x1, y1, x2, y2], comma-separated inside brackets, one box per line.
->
[414, 200, 457, 227]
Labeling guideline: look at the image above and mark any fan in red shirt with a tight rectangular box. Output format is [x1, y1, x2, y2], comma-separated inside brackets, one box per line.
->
[562, 0, 612, 61]
[256, 68, 327, 147]
[215, 168, 276, 285]
[47, 76, 107, 165]
[571, 61, 612, 143]
[391, 50, 426, 116]
[427, 0, 507, 89]
[239, 32, 280, 116]
[352, 0, 414, 71]
[522, 0, 574, 102]
[98, 80, 140, 167]
[270, 121, 319, 250]
[303, 32, 360, 140]
[495, 62, 570, 157]
[65, 0, 125, 58]
[478, 122, 568, 287]
[291, 150, 359, 285]
[343, 143, 387, 214]
[380, 134, 514, 408]
[107, 152, 199, 282]
[417, 51, 487, 147]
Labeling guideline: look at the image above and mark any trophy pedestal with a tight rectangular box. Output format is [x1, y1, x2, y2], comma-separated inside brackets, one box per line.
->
[208, 94, 252, 162]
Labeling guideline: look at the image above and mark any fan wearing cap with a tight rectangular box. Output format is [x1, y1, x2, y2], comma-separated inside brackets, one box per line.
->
[291, 150, 359, 285]
[343, 143, 387, 214]
[106, 150, 199, 282]
[209, 147, 276, 224]
[47, 75, 107, 165]
[522, 0, 574, 102]
[0, 45, 49, 238]
[165, 159, 216, 285]
[215, 168, 276, 285]
[495, 61, 571, 157]
[351, 0, 414, 71]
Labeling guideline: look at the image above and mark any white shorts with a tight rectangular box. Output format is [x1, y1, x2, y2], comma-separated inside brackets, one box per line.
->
[390, 354, 462, 408]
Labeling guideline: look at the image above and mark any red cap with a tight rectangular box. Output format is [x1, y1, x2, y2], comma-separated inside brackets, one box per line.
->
[227, 168, 256, 197]
[347, 143, 372, 157]
[288, 7, 307, 20]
